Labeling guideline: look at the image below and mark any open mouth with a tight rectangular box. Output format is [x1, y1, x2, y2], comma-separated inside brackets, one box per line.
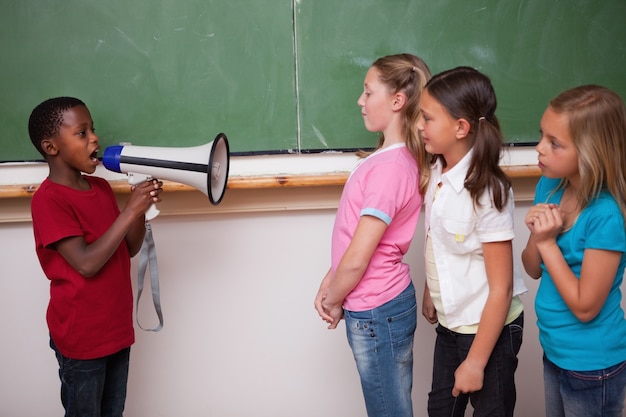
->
[90, 149, 99, 163]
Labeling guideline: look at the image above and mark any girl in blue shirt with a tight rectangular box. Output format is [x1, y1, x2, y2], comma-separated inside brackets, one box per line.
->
[521, 85, 626, 417]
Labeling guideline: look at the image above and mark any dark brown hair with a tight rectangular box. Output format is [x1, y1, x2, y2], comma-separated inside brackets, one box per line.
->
[424, 66, 511, 210]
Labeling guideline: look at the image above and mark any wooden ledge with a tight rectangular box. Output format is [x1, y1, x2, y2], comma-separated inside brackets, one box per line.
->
[503, 164, 541, 178]
[0, 165, 540, 199]
[0, 167, 541, 223]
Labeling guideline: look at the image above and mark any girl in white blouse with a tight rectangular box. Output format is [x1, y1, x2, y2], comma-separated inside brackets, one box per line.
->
[417, 66, 527, 417]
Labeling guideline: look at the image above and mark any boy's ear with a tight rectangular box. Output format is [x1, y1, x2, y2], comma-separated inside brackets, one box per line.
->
[41, 137, 59, 156]
[455, 118, 471, 139]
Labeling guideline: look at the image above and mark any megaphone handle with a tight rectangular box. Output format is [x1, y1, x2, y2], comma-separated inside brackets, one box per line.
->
[127, 173, 160, 221]
[145, 204, 160, 221]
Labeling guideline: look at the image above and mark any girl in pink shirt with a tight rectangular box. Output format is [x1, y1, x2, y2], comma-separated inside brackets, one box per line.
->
[314, 53, 431, 417]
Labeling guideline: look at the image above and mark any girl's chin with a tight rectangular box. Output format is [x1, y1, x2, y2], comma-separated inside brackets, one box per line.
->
[539, 169, 560, 179]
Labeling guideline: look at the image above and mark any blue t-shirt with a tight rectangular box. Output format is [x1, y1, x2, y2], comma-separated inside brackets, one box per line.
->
[534, 176, 626, 371]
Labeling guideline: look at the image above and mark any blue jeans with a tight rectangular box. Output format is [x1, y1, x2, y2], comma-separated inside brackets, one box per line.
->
[344, 281, 417, 417]
[543, 354, 626, 417]
[427, 312, 524, 417]
[50, 338, 130, 417]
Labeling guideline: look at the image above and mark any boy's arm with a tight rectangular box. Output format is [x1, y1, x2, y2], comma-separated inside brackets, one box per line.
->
[54, 180, 162, 277]
[126, 179, 164, 256]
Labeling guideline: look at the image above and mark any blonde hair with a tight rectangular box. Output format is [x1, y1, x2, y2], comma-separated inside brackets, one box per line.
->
[550, 85, 626, 219]
[357, 53, 432, 195]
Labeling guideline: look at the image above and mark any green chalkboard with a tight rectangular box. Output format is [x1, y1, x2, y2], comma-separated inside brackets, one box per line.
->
[0, 0, 297, 161]
[296, 0, 626, 150]
[1, 0, 625, 162]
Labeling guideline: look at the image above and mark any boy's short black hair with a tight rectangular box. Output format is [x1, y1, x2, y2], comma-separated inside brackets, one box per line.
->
[28, 97, 85, 157]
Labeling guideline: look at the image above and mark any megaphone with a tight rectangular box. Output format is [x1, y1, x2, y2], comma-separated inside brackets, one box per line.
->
[102, 133, 230, 220]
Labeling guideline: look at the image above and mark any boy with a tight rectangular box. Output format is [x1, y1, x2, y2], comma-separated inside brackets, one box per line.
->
[28, 97, 162, 416]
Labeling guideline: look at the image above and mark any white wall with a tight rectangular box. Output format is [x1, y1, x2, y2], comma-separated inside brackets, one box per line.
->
[1, 153, 624, 416]
[0, 193, 540, 416]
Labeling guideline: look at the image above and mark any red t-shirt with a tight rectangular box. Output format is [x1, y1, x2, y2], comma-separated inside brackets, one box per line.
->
[31, 176, 134, 359]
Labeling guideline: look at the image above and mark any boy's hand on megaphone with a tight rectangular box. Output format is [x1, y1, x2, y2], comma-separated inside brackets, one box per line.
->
[126, 179, 163, 218]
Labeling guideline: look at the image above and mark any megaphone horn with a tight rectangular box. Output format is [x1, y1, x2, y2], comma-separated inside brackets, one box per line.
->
[103, 133, 230, 216]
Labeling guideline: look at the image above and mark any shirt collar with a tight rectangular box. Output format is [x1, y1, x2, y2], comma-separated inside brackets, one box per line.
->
[348, 143, 406, 181]
[438, 148, 473, 193]
[370, 142, 406, 158]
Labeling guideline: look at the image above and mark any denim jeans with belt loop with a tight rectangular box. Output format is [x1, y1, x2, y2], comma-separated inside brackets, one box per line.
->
[344, 281, 417, 417]
[543, 354, 626, 417]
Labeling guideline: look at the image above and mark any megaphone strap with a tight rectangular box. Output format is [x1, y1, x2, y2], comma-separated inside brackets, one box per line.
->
[136, 222, 164, 332]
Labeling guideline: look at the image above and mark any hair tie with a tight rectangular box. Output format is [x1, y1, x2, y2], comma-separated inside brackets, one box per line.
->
[412, 66, 417, 73]
[478, 117, 486, 121]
